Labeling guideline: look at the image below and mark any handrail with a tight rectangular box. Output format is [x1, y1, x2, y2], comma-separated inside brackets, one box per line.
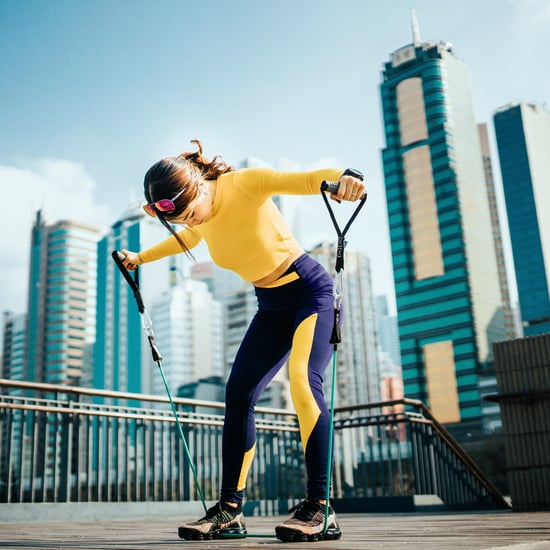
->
[0, 401, 300, 432]
[333, 398, 510, 509]
[0, 378, 295, 417]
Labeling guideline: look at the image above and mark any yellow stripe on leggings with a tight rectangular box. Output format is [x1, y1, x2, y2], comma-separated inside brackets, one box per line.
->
[260, 271, 300, 288]
[237, 443, 256, 491]
[288, 313, 321, 452]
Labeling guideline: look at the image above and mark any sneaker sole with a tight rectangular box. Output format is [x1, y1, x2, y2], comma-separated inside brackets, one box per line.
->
[178, 527, 247, 540]
[275, 526, 342, 543]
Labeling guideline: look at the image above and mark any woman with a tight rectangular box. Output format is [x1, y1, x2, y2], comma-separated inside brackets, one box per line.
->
[121, 140, 365, 542]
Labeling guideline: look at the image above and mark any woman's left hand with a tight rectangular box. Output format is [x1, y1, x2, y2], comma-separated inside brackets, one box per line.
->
[331, 173, 366, 203]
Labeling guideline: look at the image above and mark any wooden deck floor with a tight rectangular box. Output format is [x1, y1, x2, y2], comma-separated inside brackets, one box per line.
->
[1, 510, 550, 549]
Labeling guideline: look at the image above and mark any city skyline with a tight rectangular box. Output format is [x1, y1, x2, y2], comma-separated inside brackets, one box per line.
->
[1, 0, 549, 316]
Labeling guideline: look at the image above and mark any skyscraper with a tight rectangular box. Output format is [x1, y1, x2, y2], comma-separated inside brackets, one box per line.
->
[94, 203, 187, 395]
[1, 311, 26, 381]
[309, 242, 380, 406]
[380, 17, 508, 433]
[493, 102, 550, 336]
[478, 123, 517, 341]
[25, 211, 99, 385]
[149, 274, 224, 397]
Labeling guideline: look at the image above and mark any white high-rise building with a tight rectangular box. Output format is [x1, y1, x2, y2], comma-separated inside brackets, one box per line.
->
[309, 242, 381, 406]
[150, 276, 224, 397]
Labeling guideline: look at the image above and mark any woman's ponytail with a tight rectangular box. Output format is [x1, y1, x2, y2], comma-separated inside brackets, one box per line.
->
[179, 139, 234, 179]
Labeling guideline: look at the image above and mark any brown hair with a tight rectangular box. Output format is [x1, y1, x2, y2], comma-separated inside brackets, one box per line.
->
[143, 140, 234, 259]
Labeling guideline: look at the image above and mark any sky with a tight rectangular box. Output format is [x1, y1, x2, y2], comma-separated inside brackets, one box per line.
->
[1, 0, 549, 317]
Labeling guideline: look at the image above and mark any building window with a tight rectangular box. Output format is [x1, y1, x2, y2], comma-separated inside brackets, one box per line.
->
[423, 340, 460, 423]
[396, 77, 428, 146]
[403, 146, 444, 280]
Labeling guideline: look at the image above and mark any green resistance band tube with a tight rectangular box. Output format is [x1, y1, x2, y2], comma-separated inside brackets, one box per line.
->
[323, 347, 338, 533]
[111, 251, 208, 514]
[155, 351, 208, 513]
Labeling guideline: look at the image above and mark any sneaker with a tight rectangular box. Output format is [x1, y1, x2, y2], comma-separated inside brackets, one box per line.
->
[275, 499, 342, 542]
[178, 501, 247, 540]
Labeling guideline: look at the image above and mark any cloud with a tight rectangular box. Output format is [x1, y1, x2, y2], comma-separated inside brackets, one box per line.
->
[508, 0, 550, 20]
[0, 159, 115, 313]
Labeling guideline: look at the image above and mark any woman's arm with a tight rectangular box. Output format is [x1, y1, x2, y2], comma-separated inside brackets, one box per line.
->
[121, 227, 202, 271]
[238, 167, 364, 201]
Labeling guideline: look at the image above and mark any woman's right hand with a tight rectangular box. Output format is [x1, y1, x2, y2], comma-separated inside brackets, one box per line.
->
[120, 249, 143, 271]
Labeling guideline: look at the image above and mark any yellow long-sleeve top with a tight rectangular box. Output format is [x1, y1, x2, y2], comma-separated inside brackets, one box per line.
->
[139, 167, 342, 282]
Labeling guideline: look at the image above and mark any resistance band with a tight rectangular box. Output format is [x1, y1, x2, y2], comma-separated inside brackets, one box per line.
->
[111, 250, 208, 514]
[320, 169, 367, 533]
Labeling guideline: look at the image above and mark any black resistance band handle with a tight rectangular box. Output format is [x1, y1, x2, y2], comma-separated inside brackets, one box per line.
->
[111, 250, 145, 314]
[321, 168, 366, 199]
[320, 167, 367, 273]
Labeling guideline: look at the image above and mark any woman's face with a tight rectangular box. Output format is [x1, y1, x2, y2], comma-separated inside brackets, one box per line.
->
[168, 185, 213, 227]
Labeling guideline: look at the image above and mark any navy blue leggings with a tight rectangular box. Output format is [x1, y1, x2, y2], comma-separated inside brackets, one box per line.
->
[221, 253, 335, 503]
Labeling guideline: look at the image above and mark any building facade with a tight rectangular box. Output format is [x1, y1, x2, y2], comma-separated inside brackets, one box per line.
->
[478, 123, 517, 340]
[149, 274, 224, 398]
[1, 312, 26, 381]
[493, 103, 550, 336]
[94, 203, 184, 395]
[380, 29, 508, 433]
[25, 211, 99, 385]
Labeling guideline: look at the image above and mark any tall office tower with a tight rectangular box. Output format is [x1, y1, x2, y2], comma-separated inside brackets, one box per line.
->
[149, 274, 224, 397]
[25, 210, 99, 385]
[493, 103, 550, 336]
[478, 123, 517, 340]
[94, 203, 186, 395]
[309, 242, 380, 406]
[1, 312, 26, 381]
[380, 18, 508, 433]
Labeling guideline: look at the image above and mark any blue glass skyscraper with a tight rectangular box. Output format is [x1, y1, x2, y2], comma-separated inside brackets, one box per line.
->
[493, 103, 550, 336]
[25, 211, 99, 385]
[380, 21, 508, 433]
[94, 203, 186, 395]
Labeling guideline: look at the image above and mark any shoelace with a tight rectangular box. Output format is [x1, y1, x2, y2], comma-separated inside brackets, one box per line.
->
[201, 503, 237, 522]
[288, 500, 322, 521]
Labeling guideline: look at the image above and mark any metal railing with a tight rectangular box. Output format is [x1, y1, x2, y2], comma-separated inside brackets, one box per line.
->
[332, 400, 509, 509]
[0, 379, 509, 511]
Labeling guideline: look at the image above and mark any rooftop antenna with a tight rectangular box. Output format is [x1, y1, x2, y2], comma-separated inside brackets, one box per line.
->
[411, 8, 421, 46]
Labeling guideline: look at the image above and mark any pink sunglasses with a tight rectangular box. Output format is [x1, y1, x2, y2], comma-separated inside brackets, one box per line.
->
[143, 187, 186, 217]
